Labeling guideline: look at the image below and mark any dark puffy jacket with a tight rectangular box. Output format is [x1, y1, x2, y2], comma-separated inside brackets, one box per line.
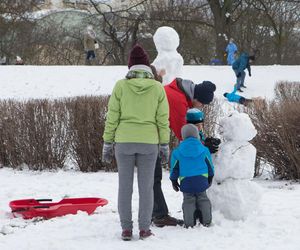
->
[232, 52, 251, 76]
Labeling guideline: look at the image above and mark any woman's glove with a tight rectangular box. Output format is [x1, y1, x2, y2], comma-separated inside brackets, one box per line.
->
[159, 144, 169, 164]
[102, 142, 113, 163]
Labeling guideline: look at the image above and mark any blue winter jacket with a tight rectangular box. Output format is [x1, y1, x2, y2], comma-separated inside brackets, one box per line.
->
[170, 137, 214, 193]
[225, 88, 242, 103]
[232, 52, 251, 76]
[226, 42, 237, 65]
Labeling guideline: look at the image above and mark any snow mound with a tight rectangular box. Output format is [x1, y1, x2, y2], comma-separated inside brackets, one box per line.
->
[208, 179, 262, 220]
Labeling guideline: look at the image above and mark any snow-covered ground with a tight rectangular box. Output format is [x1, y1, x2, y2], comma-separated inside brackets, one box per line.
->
[0, 65, 300, 249]
[1, 65, 300, 100]
[0, 168, 300, 250]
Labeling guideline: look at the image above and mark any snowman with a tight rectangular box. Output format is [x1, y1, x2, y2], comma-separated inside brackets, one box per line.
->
[152, 26, 184, 85]
[208, 111, 262, 220]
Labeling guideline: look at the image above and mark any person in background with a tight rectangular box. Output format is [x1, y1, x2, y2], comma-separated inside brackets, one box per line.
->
[225, 38, 238, 65]
[223, 85, 253, 106]
[232, 52, 255, 92]
[102, 44, 170, 240]
[84, 25, 97, 65]
[170, 124, 214, 228]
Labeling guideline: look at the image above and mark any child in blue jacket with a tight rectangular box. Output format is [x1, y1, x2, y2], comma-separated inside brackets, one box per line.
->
[232, 52, 255, 92]
[223, 86, 253, 106]
[225, 38, 238, 65]
[170, 124, 214, 228]
[186, 108, 221, 153]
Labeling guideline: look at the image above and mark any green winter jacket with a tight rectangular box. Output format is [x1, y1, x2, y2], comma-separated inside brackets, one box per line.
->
[103, 70, 170, 144]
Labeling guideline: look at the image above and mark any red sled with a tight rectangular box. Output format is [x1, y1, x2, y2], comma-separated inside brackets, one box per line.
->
[9, 197, 108, 219]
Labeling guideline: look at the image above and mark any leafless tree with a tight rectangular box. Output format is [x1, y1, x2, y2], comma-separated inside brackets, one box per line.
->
[252, 0, 300, 64]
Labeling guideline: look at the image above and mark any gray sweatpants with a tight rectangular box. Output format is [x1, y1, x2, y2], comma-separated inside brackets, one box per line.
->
[115, 143, 158, 231]
[182, 191, 212, 227]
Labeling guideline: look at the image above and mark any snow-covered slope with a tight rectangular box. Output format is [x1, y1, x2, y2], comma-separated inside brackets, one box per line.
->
[1, 65, 300, 100]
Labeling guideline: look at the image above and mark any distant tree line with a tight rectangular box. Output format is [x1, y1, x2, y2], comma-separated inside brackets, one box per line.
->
[0, 0, 300, 65]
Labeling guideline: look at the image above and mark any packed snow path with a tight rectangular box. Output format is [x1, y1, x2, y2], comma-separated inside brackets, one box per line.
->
[0, 168, 299, 250]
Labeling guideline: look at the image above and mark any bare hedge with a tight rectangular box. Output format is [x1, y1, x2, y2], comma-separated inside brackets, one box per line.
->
[1, 85, 298, 180]
[0, 97, 110, 172]
[247, 82, 300, 180]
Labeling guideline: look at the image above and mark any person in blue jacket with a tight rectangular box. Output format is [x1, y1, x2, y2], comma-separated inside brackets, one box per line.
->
[170, 124, 214, 228]
[186, 108, 221, 153]
[225, 38, 238, 65]
[223, 86, 253, 106]
[232, 52, 255, 92]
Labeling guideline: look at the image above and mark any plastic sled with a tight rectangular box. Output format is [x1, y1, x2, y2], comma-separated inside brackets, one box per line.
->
[9, 197, 108, 219]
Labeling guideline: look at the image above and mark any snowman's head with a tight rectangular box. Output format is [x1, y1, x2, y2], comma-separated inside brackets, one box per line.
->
[219, 111, 257, 141]
[153, 26, 180, 52]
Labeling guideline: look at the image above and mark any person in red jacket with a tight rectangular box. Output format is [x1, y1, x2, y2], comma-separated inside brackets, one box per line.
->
[152, 77, 218, 227]
[164, 78, 216, 140]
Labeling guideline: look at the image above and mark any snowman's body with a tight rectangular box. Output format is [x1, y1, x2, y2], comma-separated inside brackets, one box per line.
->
[208, 112, 262, 220]
[152, 26, 184, 85]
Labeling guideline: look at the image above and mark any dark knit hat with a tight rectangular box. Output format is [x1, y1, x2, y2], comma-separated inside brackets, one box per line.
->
[181, 124, 200, 140]
[193, 81, 216, 104]
[223, 93, 228, 98]
[128, 44, 150, 68]
[186, 108, 205, 124]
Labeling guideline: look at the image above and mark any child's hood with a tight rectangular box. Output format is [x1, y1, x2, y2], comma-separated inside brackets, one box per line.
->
[178, 137, 207, 158]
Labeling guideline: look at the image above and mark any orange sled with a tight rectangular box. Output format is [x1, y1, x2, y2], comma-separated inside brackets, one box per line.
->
[10, 197, 108, 219]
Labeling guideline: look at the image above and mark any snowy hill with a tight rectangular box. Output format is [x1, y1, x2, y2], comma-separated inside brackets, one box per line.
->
[1, 65, 300, 100]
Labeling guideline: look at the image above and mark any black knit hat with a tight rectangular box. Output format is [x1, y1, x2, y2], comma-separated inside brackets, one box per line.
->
[193, 81, 216, 104]
[128, 44, 150, 68]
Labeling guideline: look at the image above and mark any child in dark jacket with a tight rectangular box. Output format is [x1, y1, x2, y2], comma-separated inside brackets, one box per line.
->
[170, 124, 214, 228]
[232, 52, 255, 92]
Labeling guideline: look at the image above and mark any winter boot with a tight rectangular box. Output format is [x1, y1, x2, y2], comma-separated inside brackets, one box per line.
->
[139, 229, 154, 239]
[121, 229, 132, 241]
[152, 215, 183, 227]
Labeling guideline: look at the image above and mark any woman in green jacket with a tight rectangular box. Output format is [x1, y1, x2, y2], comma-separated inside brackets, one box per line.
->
[102, 44, 170, 240]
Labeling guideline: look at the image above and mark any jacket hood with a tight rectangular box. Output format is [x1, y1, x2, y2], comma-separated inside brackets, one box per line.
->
[178, 137, 206, 158]
[126, 73, 157, 95]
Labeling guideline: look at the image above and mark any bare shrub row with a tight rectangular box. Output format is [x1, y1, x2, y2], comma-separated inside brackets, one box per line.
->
[0, 96, 110, 172]
[247, 82, 300, 180]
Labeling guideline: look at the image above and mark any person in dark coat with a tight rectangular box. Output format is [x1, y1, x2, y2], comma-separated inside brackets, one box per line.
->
[232, 52, 255, 92]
